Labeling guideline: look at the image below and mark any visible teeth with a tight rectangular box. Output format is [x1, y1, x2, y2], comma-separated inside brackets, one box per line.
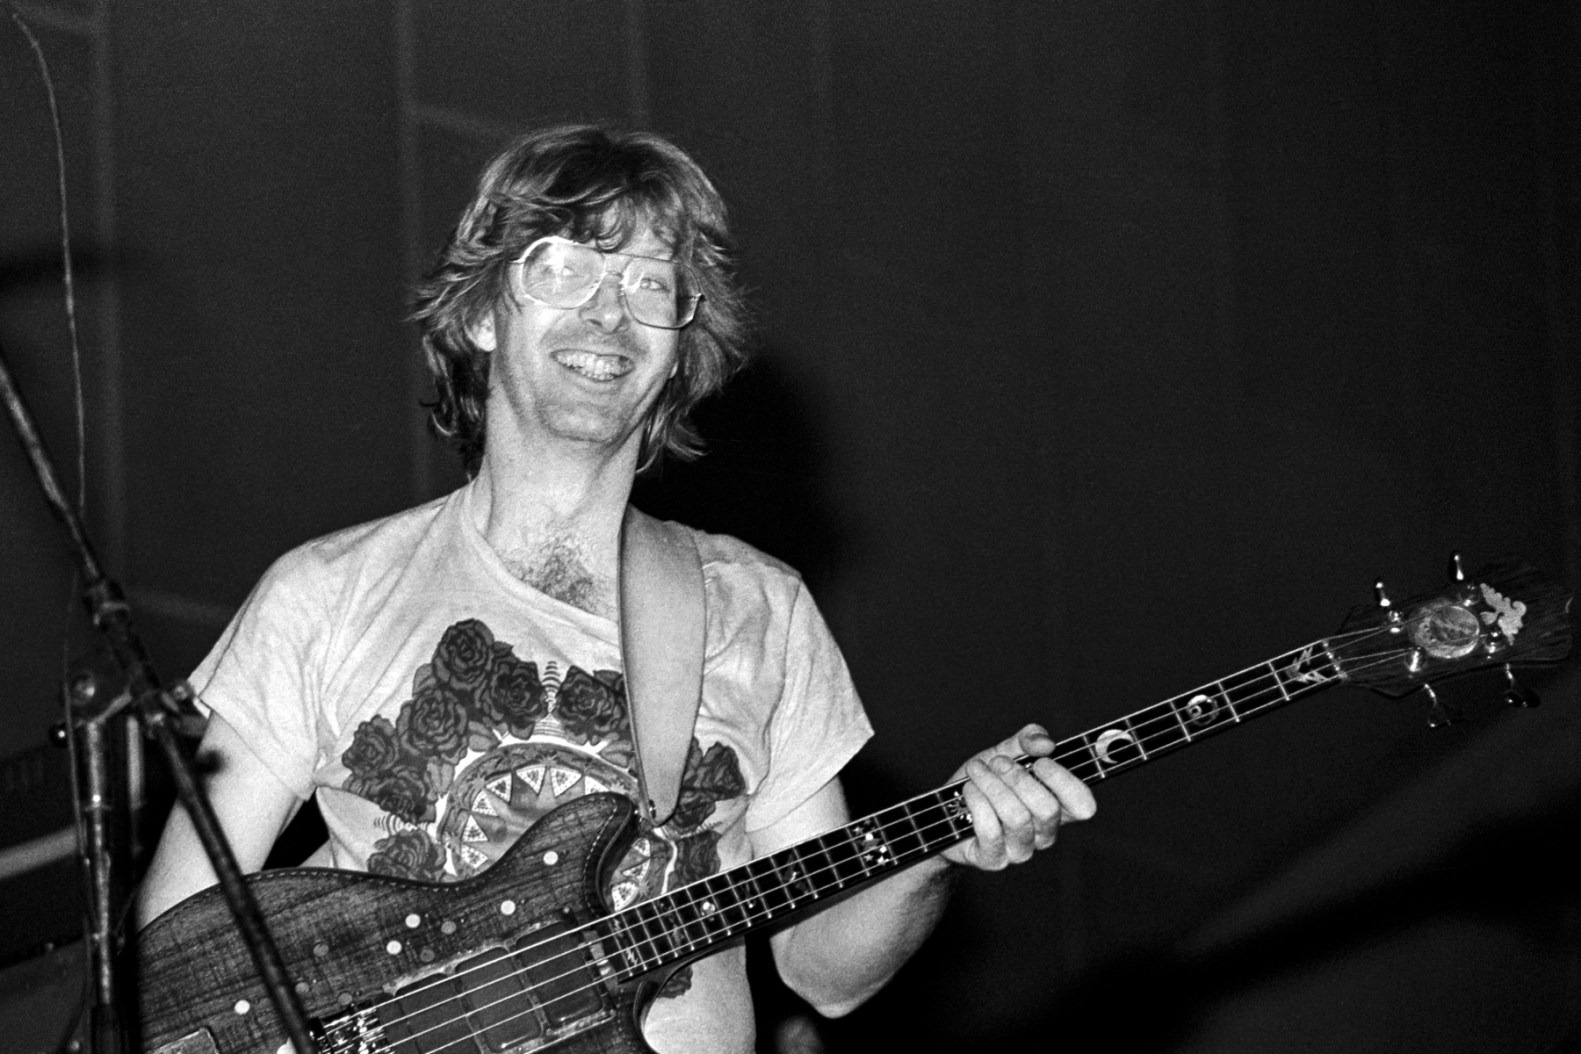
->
[555, 351, 630, 381]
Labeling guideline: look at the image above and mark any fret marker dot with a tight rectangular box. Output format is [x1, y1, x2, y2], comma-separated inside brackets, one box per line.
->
[386, 939, 402, 955]
[405, 913, 421, 929]
[313, 942, 330, 959]
[233, 999, 250, 1016]
[441, 920, 457, 935]
[543, 850, 559, 866]
[500, 899, 517, 916]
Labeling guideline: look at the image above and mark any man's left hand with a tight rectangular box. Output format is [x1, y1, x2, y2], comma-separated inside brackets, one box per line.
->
[941, 724, 1095, 871]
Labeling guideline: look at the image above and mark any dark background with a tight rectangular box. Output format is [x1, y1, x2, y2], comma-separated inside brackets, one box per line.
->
[3, 2, 1579, 1051]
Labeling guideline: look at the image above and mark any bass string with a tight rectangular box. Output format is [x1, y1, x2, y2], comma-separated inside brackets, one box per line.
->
[366, 621, 1438, 1047]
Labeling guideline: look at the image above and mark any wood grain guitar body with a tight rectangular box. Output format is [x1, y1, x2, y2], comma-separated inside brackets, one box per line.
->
[139, 794, 665, 1054]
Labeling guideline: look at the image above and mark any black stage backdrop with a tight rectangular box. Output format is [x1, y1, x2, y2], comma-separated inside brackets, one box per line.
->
[2, 3, 1578, 1051]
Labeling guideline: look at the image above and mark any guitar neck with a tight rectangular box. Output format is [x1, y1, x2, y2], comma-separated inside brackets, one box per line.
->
[606, 638, 1345, 978]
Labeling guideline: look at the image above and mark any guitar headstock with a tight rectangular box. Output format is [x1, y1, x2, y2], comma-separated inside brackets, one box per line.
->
[1333, 556, 1573, 705]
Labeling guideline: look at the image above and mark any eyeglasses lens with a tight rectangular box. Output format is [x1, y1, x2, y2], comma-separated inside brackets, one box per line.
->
[519, 240, 697, 329]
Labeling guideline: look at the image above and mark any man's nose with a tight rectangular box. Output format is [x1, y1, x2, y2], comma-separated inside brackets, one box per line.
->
[577, 272, 629, 331]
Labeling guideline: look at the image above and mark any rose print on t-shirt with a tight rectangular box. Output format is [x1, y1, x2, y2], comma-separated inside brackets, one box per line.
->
[338, 619, 744, 998]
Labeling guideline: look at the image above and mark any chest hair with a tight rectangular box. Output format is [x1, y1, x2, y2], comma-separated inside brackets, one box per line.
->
[498, 533, 615, 619]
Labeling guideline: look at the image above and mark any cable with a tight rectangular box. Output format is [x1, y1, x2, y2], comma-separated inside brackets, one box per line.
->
[8, 8, 95, 1052]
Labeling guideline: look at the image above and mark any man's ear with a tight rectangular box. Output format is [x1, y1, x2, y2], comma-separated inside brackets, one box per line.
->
[469, 312, 498, 352]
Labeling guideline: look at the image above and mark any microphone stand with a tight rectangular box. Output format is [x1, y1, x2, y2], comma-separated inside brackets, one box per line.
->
[0, 336, 316, 1054]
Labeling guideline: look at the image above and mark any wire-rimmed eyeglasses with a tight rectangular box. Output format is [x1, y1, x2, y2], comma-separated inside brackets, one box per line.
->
[511, 236, 703, 330]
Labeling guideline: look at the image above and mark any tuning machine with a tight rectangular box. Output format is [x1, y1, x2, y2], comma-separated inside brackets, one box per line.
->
[1420, 682, 1464, 729]
[1375, 579, 1403, 630]
[1501, 663, 1540, 708]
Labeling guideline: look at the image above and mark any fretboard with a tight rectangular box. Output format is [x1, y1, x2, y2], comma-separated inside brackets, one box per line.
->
[607, 636, 1345, 978]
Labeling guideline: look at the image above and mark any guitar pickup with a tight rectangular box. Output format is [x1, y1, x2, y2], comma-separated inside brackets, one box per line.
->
[368, 912, 610, 1052]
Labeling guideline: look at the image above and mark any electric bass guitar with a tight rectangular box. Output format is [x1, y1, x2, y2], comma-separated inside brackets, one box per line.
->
[138, 557, 1572, 1054]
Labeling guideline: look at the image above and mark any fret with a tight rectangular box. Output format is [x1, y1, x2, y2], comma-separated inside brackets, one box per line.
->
[1272, 641, 1341, 697]
[687, 879, 731, 943]
[1168, 695, 1195, 742]
[613, 912, 655, 976]
[618, 902, 667, 974]
[640, 899, 683, 961]
[752, 845, 814, 920]
[943, 787, 973, 842]
[806, 834, 844, 892]
[1269, 658, 1293, 703]
[743, 855, 790, 920]
[668, 885, 711, 951]
[1051, 737, 1093, 783]
[731, 863, 768, 924]
[699, 873, 744, 937]
[1139, 700, 1193, 756]
[658, 890, 693, 953]
[1216, 669, 1266, 720]
[654, 898, 688, 960]
[1168, 683, 1235, 736]
[888, 798, 934, 860]
[784, 843, 817, 902]
[817, 826, 871, 888]
[846, 818, 897, 875]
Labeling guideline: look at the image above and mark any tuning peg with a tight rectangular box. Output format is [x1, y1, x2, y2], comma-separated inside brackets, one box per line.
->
[1421, 683, 1463, 728]
[1449, 552, 1466, 582]
[1375, 579, 1403, 626]
[1501, 664, 1540, 708]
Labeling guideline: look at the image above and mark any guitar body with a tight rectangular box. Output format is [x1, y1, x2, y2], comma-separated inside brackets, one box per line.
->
[138, 794, 667, 1054]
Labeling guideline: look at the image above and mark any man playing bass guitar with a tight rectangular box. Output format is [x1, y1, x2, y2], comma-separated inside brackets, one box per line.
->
[136, 125, 1096, 1054]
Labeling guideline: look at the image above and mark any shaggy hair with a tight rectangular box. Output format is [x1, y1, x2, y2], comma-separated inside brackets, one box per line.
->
[411, 125, 750, 474]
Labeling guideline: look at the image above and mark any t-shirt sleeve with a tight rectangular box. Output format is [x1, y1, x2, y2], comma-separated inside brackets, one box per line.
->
[188, 547, 328, 800]
[744, 581, 873, 833]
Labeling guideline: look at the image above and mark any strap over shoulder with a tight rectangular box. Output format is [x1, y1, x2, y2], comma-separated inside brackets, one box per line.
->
[618, 506, 706, 828]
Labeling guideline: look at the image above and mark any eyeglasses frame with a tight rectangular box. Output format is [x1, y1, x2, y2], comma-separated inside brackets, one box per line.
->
[509, 235, 704, 331]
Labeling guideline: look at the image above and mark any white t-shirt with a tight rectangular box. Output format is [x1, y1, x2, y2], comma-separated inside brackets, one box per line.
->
[190, 481, 873, 1053]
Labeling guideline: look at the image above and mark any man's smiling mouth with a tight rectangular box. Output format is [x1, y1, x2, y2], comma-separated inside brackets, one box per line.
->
[552, 349, 632, 382]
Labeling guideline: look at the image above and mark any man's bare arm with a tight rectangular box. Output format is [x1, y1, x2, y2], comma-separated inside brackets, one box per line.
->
[136, 713, 302, 928]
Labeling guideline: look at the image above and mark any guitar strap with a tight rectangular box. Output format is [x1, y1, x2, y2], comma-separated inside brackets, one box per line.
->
[618, 505, 707, 829]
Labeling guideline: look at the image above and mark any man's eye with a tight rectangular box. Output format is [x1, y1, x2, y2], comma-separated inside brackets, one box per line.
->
[532, 262, 581, 286]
